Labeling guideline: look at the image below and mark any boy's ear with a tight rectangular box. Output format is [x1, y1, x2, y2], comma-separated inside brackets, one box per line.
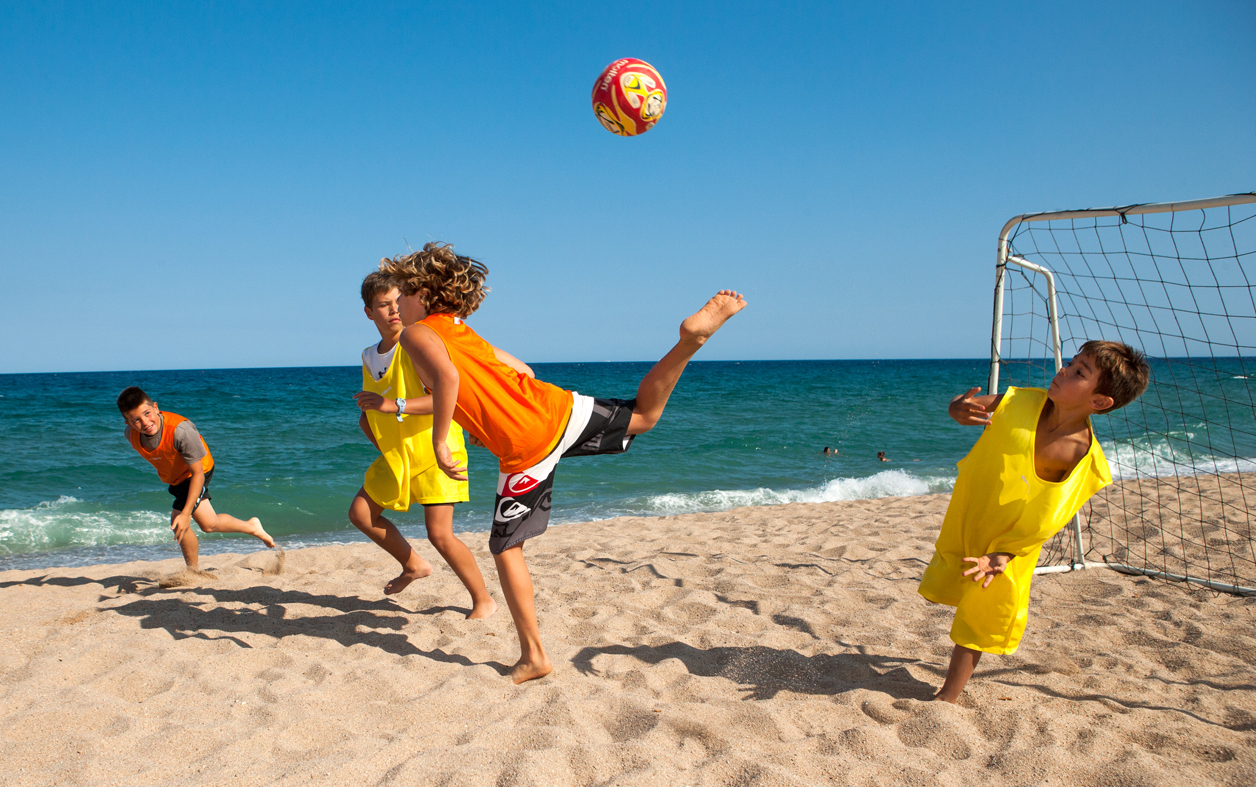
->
[1090, 393, 1114, 413]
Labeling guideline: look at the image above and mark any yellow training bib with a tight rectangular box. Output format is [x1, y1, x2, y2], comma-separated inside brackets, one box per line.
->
[361, 344, 469, 511]
[918, 386, 1111, 654]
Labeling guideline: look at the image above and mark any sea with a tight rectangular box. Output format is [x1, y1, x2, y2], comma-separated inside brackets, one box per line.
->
[2, 358, 1252, 571]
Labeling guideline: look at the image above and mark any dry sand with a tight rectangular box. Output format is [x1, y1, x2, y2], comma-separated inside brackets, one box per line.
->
[2, 494, 1255, 786]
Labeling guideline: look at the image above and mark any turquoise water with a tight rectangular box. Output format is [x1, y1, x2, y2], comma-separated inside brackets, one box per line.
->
[3, 358, 1252, 570]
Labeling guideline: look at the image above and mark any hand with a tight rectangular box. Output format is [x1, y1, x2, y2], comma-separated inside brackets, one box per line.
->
[171, 512, 193, 542]
[961, 553, 1013, 588]
[465, 432, 485, 448]
[435, 440, 468, 481]
[950, 387, 992, 426]
[353, 391, 395, 413]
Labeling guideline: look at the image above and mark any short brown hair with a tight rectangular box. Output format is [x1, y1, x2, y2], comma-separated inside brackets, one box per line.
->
[379, 242, 489, 318]
[360, 271, 398, 307]
[1078, 340, 1151, 413]
[116, 386, 153, 414]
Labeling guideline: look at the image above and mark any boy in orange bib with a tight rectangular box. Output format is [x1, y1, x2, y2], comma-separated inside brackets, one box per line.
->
[118, 387, 275, 570]
[383, 242, 746, 684]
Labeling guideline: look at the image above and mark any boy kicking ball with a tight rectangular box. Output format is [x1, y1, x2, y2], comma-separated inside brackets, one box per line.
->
[918, 341, 1149, 703]
[383, 242, 746, 683]
[348, 272, 496, 617]
[117, 387, 275, 570]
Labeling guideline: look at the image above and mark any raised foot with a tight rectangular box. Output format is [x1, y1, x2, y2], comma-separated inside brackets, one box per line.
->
[679, 290, 747, 345]
[510, 656, 553, 685]
[467, 595, 497, 620]
[248, 518, 276, 549]
[384, 557, 433, 595]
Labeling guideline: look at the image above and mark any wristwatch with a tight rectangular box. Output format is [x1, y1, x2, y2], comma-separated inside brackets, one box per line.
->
[395, 398, 406, 421]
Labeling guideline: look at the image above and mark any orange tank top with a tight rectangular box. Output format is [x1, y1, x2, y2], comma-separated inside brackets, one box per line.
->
[420, 313, 572, 472]
[127, 411, 215, 485]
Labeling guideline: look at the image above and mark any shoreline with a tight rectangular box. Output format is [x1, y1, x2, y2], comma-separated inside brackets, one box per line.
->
[3, 495, 1253, 785]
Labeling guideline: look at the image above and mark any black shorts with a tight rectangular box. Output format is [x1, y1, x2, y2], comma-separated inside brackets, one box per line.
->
[169, 468, 213, 512]
[489, 396, 635, 554]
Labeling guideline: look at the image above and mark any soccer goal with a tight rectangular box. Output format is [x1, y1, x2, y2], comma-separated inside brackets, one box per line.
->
[988, 191, 1256, 595]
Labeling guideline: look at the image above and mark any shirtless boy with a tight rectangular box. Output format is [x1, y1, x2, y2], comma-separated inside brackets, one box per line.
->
[117, 387, 275, 569]
[918, 341, 1150, 702]
[349, 272, 495, 617]
[381, 242, 746, 683]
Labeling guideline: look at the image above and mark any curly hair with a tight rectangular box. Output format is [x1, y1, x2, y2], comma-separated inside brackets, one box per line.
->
[379, 242, 489, 318]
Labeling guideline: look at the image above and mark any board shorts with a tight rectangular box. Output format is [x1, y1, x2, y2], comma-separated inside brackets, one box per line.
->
[169, 468, 213, 512]
[489, 395, 636, 554]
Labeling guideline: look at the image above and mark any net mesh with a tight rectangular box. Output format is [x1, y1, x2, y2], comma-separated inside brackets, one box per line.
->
[993, 195, 1256, 592]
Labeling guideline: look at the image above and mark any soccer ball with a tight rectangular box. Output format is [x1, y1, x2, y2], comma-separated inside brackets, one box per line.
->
[591, 58, 667, 137]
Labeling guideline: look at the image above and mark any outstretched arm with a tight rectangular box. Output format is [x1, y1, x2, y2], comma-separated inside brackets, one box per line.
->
[400, 324, 467, 480]
[949, 387, 1002, 426]
[492, 345, 534, 379]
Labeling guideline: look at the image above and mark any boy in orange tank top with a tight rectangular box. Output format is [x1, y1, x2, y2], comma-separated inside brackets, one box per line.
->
[117, 387, 275, 570]
[383, 242, 747, 684]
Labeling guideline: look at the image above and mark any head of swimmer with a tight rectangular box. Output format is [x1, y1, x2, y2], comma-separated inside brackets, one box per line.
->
[1048, 340, 1150, 415]
[377, 241, 490, 322]
[116, 386, 162, 437]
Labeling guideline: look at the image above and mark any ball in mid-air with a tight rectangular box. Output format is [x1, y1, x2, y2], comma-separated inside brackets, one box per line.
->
[591, 58, 667, 137]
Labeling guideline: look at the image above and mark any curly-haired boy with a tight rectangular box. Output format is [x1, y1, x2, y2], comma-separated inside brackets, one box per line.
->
[382, 242, 746, 683]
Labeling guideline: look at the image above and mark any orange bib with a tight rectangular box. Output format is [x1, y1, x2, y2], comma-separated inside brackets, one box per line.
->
[127, 410, 215, 485]
[420, 313, 571, 472]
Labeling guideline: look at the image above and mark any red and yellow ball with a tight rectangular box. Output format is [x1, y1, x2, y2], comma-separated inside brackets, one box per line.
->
[591, 58, 667, 137]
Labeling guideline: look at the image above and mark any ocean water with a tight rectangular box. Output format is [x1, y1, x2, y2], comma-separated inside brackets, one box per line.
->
[2, 358, 1252, 570]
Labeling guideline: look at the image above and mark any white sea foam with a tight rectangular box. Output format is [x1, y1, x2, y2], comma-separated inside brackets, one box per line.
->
[0, 496, 170, 555]
[633, 470, 956, 517]
[1100, 437, 1256, 481]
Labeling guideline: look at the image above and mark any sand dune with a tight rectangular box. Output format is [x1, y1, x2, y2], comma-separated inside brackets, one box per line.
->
[2, 494, 1254, 785]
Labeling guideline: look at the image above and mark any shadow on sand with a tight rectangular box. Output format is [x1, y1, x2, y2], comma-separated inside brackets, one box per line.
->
[572, 641, 934, 701]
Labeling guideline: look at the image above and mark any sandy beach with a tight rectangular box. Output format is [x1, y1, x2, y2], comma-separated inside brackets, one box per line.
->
[2, 493, 1254, 786]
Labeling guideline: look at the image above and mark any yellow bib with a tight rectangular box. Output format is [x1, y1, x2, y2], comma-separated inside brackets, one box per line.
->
[918, 386, 1111, 654]
[362, 344, 468, 511]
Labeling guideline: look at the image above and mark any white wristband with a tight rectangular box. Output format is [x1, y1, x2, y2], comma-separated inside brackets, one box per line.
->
[395, 398, 406, 421]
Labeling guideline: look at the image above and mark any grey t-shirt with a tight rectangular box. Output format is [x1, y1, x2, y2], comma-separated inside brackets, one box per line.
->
[126, 419, 208, 467]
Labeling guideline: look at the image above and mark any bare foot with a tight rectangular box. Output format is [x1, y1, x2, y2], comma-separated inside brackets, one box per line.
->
[679, 290, 747, 345]
[510, 656, 553, 684]
[248, 518, 276, 549]
[467, 595, 497, 620]
[384, 556, 433, 595]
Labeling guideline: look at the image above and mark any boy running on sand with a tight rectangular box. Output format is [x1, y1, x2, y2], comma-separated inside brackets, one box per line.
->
[918, 341, 1149, 703]
[349, 272, 496, 617]
[382, 242, 746, 683]
[117, 387, 275, 570]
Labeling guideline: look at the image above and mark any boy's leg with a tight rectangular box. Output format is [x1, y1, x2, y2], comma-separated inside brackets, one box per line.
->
[347, 488, 432, 594]
[493, 544, 552, 684]
[423, 503, 496, 619]
[170, 509, 200, 569]
[191, 499, 276, 548]
[934, 644, 982, 703]
[628, 290, 746, 435]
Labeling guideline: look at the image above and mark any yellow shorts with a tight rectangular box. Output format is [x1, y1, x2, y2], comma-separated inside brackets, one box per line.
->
[363, 451, 470, 512]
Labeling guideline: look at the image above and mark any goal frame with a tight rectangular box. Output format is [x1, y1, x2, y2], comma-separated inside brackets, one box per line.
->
[988, 192, 1256, 594]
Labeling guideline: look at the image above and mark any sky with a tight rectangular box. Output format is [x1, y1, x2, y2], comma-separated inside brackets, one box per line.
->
[1, 1, 1253, 374]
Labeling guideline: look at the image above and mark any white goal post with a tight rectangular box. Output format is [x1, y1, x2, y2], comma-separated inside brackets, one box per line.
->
[988, 192, 1256, 595]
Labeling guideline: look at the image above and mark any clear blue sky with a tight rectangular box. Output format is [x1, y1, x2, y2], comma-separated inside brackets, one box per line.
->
[2, 1, 1253, 373]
